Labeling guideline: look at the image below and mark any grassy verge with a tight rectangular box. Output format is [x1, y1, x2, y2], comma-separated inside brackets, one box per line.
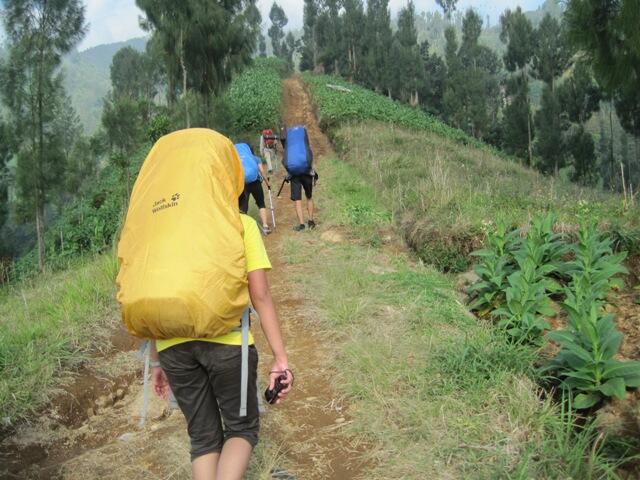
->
[282, 155, 630, 478]
[328, 122, 639, 272]
[0, 254, 118, 423]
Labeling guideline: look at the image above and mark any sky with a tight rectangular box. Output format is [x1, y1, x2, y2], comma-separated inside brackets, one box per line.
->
[77, 0, 547, 51]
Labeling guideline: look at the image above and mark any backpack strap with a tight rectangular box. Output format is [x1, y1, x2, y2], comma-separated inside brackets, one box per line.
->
[239, 308, 250, 417]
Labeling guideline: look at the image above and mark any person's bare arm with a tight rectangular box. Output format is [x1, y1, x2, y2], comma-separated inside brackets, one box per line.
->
[248, 269, 292, 401]
[258, 162, 270, 188]
[150, 340, 171, 399]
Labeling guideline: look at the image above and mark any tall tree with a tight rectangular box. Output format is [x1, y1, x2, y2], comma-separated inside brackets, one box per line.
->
[361, 0, 393, 94]
[502, 76, 531, 159]
[0, 0, 86, 271]
[342, 0, 365, 80]
[0, 121, 13, 229]
[443, 10, 500, 139]
[268, 2, 288, 58]
[259, 34, 267, 58]
[566, 0, 640, 138]
[535, 85, 565, 175]
[418, 41, 446, 115]
[394, 1, 422, 105]
[557, 61, 602, 183]
[300, 0, 318, 71]
[138, 0, 259, 126]
[500, 7, 535, 164]
[282, 32, 299, 70]
[316, 0, 343, 74]
[565, 125, 597, 185]
[532, 13, 572, 90]
[436, 0, 458, 20]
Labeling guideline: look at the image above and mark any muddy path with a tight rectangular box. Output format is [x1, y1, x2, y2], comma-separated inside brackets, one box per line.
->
[1, 76, 369, 479]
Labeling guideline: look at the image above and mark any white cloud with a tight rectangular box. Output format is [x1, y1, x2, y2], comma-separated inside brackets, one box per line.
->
[78, 0, 146, 51]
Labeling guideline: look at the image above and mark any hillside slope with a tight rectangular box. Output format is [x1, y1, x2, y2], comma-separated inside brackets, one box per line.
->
[62, 37, 147, 134]
[302, 73, 639, 272]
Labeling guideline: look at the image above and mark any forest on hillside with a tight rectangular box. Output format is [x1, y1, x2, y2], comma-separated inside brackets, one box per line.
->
[0, 0, 638, 282]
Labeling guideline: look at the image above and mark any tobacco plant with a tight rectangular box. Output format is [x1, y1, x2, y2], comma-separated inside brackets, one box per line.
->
[514, 213, 569, 293]
[493, 256, 555, 343]
[545, 223, 639, 409]
[469, 219, 520, 316]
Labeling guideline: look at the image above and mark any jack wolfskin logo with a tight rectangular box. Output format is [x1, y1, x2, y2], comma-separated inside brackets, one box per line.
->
[152, 193, 181, 214]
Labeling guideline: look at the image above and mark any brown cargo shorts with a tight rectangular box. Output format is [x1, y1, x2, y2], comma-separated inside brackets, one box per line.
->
[159, 341, 259, 460]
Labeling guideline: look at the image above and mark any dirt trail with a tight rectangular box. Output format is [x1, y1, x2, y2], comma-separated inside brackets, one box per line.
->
[1, 76, 369, 479]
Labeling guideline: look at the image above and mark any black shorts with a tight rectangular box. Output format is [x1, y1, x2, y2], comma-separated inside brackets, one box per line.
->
[159, 342, 260, 460]
[240, 180, 265, 213]
[290, 175, 313, 201]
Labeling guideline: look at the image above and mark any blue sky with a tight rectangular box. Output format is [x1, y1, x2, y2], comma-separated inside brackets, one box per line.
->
[77, 0, 547, 51]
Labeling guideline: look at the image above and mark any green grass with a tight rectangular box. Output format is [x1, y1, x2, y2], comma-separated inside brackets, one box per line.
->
[284, 154, 632, 478]
[326, 122, 640, 272]
[0, 254, 118, 423]
[302, 72, 506, 157]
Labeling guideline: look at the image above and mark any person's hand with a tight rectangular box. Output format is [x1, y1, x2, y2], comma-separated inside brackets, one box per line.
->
[269, 360, 293, 404]
[151, 366, 171, 400]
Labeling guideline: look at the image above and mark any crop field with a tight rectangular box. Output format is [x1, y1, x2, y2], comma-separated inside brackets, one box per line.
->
[226, 58, 286, 133]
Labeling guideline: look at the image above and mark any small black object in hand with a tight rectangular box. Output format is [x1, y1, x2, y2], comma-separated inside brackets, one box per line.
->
[264, 374, 287, 404]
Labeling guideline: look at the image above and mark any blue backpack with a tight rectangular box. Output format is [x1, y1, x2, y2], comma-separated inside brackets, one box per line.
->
[235, 143, 260, 183]
[283, 126, 312, 175]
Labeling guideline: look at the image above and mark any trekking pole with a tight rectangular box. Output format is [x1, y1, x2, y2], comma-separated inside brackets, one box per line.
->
[139, 340, 151, 427]
[267, 184, 276, 229]
[276, 177, 288, 198]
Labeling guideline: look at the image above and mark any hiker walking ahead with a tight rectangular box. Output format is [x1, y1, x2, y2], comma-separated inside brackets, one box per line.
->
[282, 125, 317, 231]
[259, 128, 278, 174]
[236, 142, 273, 235]
[117, 129, 292, 480]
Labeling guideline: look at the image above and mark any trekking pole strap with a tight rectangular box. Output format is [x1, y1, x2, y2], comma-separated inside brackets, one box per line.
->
[239, 308, 250, 417]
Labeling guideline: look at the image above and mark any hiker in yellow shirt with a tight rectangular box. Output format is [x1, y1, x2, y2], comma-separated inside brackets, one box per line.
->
[117, 129, 293, 480]
[149, 213, 292, 480]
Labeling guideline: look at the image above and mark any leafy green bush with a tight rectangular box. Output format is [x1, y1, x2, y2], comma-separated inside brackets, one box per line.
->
[226, 58, 285, 133]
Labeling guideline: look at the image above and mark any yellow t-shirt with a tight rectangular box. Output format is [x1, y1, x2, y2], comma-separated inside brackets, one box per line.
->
[156, 214, 271, 352]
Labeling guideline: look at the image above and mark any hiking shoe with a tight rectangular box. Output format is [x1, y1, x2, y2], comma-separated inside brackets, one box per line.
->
[262, 225, 272, 235]
[307, 219, 316, 230]
[293, 224, 305, 232]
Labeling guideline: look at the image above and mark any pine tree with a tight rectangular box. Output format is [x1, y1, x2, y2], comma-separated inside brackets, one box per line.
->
[566, 0, 640, 138]
[361, 0, 393, 94]
[342, 0, 365, 80]
[502, 76, 531, 159]
[418, 41, 446, 115]
[394, 1, 422, 105]
[556, 61, 602, 184]
[532, 13, 572, 90]
[443, 10, 499, 139]
[0, 0, 86, 271]
[268, 2, 288, 58]
[535, 85, 565, 175]
[436, 0, 459, 20]
[259, 35, 267, 58]
[566, 125, 597, 185]
[300, 0, 318, 71]
[499, 7, 534, 165]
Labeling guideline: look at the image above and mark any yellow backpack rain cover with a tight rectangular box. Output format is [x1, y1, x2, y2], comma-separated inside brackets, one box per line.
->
[116, 128, 249, 339]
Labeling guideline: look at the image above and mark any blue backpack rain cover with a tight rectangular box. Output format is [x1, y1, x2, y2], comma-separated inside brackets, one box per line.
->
[283, 126, 312, 175]
[235, 143, 260, 183]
